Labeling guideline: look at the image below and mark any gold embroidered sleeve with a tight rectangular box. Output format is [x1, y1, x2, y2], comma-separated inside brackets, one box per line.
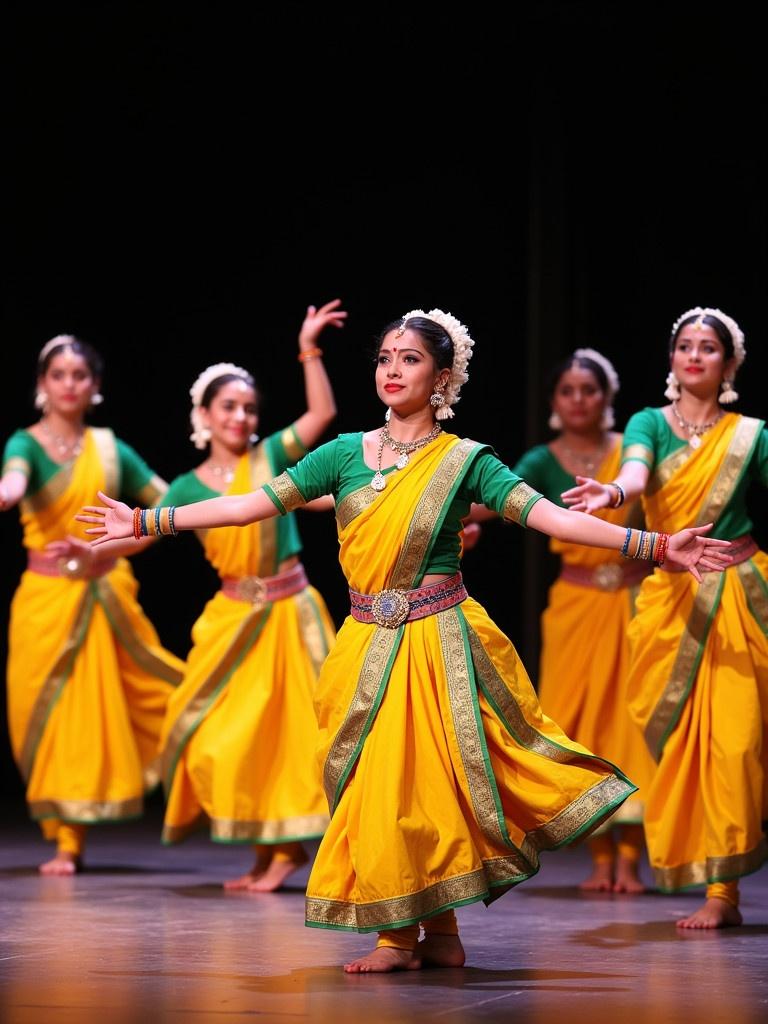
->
[281, 425, 308, 464]
[264, 472, 307, 514]
[136, 474, 168, 506]
[2, 456, 31, 477]
[621, 444, 653, 468]
[503, 481, 543, 526]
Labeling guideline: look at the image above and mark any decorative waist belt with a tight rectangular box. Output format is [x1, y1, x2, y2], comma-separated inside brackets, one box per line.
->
[559, 560, 652, 592]
[349, 572, 468, 629]
[220, 562, 308, 606]
[27, 549, 117, 580]
[659, 533, 758, 574]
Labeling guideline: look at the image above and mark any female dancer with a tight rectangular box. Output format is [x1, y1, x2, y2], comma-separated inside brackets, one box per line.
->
[510, 349, 656, 892]
[562, 307, 767, 928]
[0, 335, 184, 874]
[155, 300, 341, 891]
[78, 308, 730, 968]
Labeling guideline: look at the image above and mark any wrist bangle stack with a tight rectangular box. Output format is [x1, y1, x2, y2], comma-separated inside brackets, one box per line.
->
[620, 528, 671, 563]
[135, 506, 178, 538]
[298, 347, 323, 363]
[608, 481, 625, 508]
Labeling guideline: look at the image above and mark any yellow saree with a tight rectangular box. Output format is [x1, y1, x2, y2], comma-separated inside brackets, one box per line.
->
[626, 414, 768, 889]
[293, 434, 636, 932]
[538, 440, 655, 827]
[160, 446, 335, 844]
[6, 428, 184, 829]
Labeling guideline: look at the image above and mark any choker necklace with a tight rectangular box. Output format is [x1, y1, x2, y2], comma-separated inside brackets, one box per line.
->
[671, 401, 724, 449]
[208, 462, 237, 485]
[40, 419, 84, 459]
[559, 436, 609, 474]
[371, 422, 442, 491]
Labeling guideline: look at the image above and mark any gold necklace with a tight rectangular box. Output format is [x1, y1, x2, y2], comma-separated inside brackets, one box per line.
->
[558, 436, 609, 473]
[671, 401, 724, 449]
[208, 462, 238, 484]
[40, 419, 84, 459]
[371, 422, 442, 491]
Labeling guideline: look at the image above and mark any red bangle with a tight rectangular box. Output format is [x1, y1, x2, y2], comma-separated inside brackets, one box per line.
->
[132, 506, 142, 541]
[298, 347, 323, 363]
[655, 532, 670, 565]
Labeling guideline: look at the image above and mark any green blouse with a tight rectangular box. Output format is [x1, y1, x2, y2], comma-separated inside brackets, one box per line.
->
[163, 425, 307, 561]
[511, 445, 574, 508]
[2, 427, 164, 503]
[622, 408, 768, 539]
[264, 432, 543, 576]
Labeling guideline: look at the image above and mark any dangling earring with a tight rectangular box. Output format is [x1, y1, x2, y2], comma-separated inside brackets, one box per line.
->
[429, 387, 446, 409]
[601, 406, 615, 430]
[35, 388, 48, 411]
[90, 392, 104, 407]
[249, 432, 260, 444]
[384, 407, 392, 422]
[664, 371, 681, 401]
[548, 411, 563, 431]
[719, 378, 739, 404]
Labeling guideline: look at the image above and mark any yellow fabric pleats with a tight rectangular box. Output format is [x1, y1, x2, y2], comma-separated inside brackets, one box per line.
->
[160, 448, 336, 845]
[626, 413, 768, 890]
[305, 435, 636, 932]
[7, 430, 184, 831]
[537, 441, 655, 829]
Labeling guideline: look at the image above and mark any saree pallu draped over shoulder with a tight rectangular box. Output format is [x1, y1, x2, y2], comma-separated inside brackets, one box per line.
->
[159, 446, 335, 845]
[7, 429, 185, 828]
[626, 414, 768, 890]
[304, 435, 637, 932]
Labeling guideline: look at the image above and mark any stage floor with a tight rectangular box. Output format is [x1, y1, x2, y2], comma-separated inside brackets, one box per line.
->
[1, 797, 766, 1024]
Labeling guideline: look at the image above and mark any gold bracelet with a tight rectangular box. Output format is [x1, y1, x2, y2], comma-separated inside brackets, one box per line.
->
[298, 347, 323, 363]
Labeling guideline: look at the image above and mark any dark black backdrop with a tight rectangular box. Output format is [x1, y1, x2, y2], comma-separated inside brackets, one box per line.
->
[2, 2, 766, 800]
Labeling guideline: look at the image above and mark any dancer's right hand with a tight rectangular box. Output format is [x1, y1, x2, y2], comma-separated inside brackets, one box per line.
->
[76, 491, 135, 545]
[561, 476, 614, 514]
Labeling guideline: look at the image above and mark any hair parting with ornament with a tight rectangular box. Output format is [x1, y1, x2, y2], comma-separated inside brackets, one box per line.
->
[188, 362, 256, 449]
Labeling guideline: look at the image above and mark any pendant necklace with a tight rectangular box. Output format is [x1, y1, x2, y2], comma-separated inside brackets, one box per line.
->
[208, 463, 237, 485]
[559, 435, 609, 474]
[40, 419, 84, 460]
[671, 401, 723, 449]
[370, 421, 442, 491]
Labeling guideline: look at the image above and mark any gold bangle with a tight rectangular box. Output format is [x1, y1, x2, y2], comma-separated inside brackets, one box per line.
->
[298, 347, 323, 363]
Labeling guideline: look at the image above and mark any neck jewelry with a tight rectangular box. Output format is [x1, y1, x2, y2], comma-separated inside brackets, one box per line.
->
[40, 419, 84, 459]
[559, 435, 609, 473]
[370, 421, 442, 491]
[671, 401, 724, 449]
[208, 462, 237, 485]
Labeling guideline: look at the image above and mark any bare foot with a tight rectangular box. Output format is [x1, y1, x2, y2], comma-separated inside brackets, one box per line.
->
[39, 852, 80, 876]
[413, 933, 466, 968]
[246, 852, 307, 893]
[579, 861, 614, 892]
[677, 898, 743, 929]
[223, 853, 273, 890]
[343, 947, 420, 973]
[613, 858, 647, 894]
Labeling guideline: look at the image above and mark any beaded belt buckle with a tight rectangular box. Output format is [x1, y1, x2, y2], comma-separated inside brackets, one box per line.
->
[236, 576, 268, 608]
[370, 588, 410, 628]
[57, 556, 89, 580]
[592, 563, 624, 592]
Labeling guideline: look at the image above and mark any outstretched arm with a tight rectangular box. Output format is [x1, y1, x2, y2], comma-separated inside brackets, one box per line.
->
[560, 461, 650, 514]
[77, 486, 281, 545]
[291, 299, 346, 449]
[526, 497, 731, 583]
[0, 469, 29, 511]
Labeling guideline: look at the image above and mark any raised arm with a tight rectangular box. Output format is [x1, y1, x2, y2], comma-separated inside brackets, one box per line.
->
[526, 497, 729, 582]
[291, 299, 346, 449]
[77, 486, 281, 545]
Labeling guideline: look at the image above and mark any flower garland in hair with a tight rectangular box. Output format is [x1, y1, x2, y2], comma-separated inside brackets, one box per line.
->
[399, 308, 475, 420]
[670, 307, 746, 367]
[189, 362, 254, 449]
[573, 347, 620, 429]
[38, 334, 78, 364]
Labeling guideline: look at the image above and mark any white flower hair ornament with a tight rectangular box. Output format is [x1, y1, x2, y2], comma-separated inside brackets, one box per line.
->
[398, 308, 475, 420]
[189, 362, 254, 449]
[670, 307, 746, 367]
[573, 347, 620, 430]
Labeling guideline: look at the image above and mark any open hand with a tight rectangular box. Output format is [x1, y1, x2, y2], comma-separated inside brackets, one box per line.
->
[75, 491, 135, 545]
[561, 476, 614, 514]
[666, 523, 732, 582]
[299, 298, 347, 350]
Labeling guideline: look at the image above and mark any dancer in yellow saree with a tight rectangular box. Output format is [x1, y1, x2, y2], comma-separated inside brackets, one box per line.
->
[158, 301, 343, 891]
[511, 349, 656, 893]
[79, 308, 730, 969]
[563, 306, 768, 929]
[0, 335, 184, 874]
